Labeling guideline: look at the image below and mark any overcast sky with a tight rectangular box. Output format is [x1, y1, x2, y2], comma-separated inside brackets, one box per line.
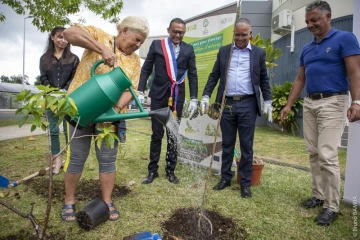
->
[0, 0, 239, 84]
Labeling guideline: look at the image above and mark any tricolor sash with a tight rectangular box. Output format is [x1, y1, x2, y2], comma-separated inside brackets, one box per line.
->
[161, 37, 186, 116]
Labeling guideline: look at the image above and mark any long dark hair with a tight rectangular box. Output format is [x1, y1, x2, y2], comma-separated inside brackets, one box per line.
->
[43, 26, 71, 69]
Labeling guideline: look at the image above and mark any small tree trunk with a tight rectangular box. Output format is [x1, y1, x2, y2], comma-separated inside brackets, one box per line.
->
[40, 108, 54, 239]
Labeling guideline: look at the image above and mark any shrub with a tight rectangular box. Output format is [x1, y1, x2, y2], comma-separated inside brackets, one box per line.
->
[272, 81, 303, 135]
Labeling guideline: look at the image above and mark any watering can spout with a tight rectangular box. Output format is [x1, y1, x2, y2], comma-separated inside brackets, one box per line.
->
[91, 107, 170, 125]
[149, 107, 170, 125]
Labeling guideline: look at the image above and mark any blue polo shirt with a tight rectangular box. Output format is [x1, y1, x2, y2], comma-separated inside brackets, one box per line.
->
[300, 28, 360, 94]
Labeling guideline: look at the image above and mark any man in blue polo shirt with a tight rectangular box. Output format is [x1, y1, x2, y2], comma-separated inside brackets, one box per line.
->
[281, 0, 360, 226]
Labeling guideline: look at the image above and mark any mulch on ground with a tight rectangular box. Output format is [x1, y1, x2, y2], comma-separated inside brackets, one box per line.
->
[0, 229, 66, 240]
[25, 178, 130, 201]
[161, 207, 247, 240]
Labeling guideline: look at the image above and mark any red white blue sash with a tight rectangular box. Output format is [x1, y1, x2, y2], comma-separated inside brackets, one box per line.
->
[161, 37, 186, 115]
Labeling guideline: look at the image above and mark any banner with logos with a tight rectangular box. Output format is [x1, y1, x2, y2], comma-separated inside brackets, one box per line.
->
[183, 13, 236, 102]
[179, 12, 236, 171]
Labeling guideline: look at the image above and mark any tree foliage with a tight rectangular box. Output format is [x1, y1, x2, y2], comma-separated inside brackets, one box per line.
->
[1, 74, 30, 85]
[0, 0, 124, 32]
[34, 75, 41, 86]
[250, 33, 283, 69]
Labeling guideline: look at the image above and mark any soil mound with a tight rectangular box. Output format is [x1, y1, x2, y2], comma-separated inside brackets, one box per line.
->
[0, 229, 65, 240]
[161, 207, 247, 240]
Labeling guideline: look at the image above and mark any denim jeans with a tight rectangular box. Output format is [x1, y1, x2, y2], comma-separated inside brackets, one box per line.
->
[46, 109, 68, 154]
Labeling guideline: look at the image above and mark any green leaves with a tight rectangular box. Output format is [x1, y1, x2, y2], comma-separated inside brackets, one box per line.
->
[251, 33, 283, 70]
[95, 127, 119, 149]
[15, 84, 118, 149]
[1, 0, 124, 32]
[271, 81, 304, 135]
[15, 85, 74, 131]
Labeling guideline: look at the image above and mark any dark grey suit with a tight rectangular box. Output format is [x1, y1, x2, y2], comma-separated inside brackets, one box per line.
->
[202, 44, 271, 186]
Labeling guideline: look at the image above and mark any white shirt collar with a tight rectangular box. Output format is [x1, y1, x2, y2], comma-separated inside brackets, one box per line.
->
[233, 42, 252, 50]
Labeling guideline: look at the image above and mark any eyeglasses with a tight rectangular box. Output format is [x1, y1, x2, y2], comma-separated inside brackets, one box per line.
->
[171, 30, 185, 36]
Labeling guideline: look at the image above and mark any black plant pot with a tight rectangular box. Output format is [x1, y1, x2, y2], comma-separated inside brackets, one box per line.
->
[76, 198, 109, 230]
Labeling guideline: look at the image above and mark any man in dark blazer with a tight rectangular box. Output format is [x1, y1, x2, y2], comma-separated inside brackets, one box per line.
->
[138, 18, 198, 184]
[200, 18, 272, 198]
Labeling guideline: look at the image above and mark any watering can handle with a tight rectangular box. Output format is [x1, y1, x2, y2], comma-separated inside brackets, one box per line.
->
[91, 60, 105, 77]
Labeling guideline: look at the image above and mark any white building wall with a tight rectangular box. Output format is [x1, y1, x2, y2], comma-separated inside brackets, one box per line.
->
[271, 0, 354, 42]
[139, 35, 167, 59]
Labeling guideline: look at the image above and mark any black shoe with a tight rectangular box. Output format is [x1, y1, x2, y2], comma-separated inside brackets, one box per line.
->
[240, 186, 252, 198]
[166, 173, 180, 184]
[314, 208, 339, 226]
[213, 180, 231, 190]
[301, 197, 324, 209]
[142, 172, 159, 184]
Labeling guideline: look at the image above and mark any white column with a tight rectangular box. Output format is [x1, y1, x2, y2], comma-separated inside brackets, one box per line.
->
[342, 0, 360, 206]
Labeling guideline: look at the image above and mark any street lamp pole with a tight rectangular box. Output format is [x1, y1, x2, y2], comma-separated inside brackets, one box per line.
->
[22, 15, 33, 91]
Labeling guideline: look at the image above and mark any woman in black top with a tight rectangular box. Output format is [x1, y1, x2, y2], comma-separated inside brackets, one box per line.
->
[39, 26, 79, 175]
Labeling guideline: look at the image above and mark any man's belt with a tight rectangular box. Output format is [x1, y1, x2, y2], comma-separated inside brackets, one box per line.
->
[225, 94, 255, 101]
[306, 92, 348, 100]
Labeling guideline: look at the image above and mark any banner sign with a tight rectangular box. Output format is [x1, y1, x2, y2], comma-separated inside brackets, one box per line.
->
[179, 11, 236, 171]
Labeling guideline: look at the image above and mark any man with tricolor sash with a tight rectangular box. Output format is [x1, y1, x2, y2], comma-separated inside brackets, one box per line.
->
[138, 18, 198, 184]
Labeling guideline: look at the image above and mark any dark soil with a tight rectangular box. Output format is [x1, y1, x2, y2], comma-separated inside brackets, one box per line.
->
[25, 178, 131, 201]
[161, 207, 247, 240]
[0, 229, 65, 240]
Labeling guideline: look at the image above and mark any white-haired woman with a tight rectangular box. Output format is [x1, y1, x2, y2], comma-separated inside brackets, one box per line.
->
[61, 16, 149, 222]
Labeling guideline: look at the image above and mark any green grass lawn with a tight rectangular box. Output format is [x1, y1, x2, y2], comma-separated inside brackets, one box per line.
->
[127, 119, 347, 176]
[0, 119, 355, 239]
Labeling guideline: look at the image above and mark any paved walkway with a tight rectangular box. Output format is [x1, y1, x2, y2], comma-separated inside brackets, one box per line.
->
[0, 108, 145, 141]
[0, 124, 63, 141]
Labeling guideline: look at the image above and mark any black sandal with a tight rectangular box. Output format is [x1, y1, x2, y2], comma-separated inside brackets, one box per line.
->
[61, 204, 76, 222]
[107, 202, 120, 221]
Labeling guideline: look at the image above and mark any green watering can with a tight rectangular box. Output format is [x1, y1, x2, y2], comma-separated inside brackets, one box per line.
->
[65, 60, 170, 129]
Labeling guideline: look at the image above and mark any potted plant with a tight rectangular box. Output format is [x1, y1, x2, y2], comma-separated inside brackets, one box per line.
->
[235, 150, 265, 186]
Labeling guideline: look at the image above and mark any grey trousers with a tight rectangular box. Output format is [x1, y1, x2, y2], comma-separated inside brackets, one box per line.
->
[64, 124, 118, 174]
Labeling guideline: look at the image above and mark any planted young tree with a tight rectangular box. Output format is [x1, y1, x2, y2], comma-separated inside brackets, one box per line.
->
[0, 85, 118, 239]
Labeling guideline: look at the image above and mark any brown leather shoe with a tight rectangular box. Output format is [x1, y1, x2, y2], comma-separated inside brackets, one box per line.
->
[142, 172, 159, 184]
[301, 197, 324, 209]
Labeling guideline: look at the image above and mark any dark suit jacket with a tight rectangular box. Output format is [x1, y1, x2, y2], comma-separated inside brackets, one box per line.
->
[138, 40, 198, 101]
[202, 44, 272, 116]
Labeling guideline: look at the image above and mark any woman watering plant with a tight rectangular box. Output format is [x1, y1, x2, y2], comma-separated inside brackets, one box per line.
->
[39, 26, 80, 175]
[61, 16, 149, 222]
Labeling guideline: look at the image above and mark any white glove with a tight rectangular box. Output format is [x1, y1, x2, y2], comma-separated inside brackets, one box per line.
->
[187, 99, 198, 120]
[138, 91, 145, 104]
[264, 100, 273, 123]
[200, 95, 209, 115]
